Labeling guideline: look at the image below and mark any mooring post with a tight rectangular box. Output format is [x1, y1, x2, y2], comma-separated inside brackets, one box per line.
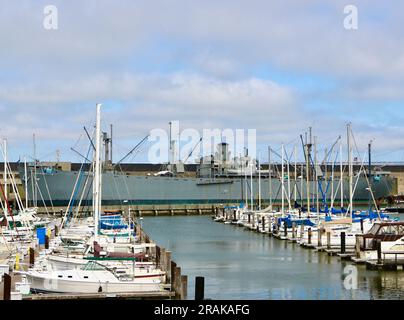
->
[195, 276, 205, 300]
[156, 246, 160, 268]
[377, 240, 382, 265]
[54, 225, 58, 237]
[360, 219, 364, 234]
[327, 231, 331, 250]
[3, 273, 11, 301]
[166, 251, 172, 283]
[341, 232, 346, 254]
[355, 235, 361, 259]
[308, 227, 312, 245]
[317, 228, 322, 247]
[45, 235, 49, 250]
[181, 275, 188, 300]
[171, 261, 177, 292]
[292, 222, 296, 239]
[29, 247, 35, 267]
[174, 266, 182, 299]
[160, 248, 166, 270]
[284, 221, 288, 238]
[262, 217, 265, 232]
[300, 224, 304, 239]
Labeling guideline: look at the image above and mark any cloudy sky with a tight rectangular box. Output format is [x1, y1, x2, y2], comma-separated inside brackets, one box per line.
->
[1, 1, 404, 163]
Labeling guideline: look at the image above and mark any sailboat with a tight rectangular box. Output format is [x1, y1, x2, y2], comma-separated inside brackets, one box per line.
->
[20, 104, 164, 293]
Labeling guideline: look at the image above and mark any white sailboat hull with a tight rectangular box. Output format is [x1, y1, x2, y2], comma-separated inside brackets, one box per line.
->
[24, 270, 162, 294]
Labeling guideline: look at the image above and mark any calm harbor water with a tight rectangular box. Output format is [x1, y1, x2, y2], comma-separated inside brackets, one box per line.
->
[142, 215, 404, 300]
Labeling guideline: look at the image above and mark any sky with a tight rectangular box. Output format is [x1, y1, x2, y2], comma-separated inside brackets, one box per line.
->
[1, 1, 404, 164]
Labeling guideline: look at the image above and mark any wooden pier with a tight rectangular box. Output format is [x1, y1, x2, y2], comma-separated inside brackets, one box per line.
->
[213, 208, 404, 272]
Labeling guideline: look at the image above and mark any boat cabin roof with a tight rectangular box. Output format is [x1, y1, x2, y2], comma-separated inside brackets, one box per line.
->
[364, 222, 404, 238]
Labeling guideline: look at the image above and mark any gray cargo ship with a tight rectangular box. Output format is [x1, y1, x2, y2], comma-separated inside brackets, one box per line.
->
[20, 140, 394, 210]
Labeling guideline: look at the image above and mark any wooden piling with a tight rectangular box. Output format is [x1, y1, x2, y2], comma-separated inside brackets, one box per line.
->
[174, 266, 182, 299]
[29, 247, 35, 267]
[45, 235, 49, 250]
[292, 222, 296, 239]
[181, 275, 188, 300]
[170, 261, 177, 292]
[355, 235, 361, 259]
[317, 229, 322, 247]
[377, 240, 382, 264]
[284, 221, 288, 237]
[3, 273, 11, 301]
[195, 276, 205, 300]
[156, 246, 161, 267]
[166, 251, 172, 283]
[327, 231, 331, 250]
[340, 232, 346, 254]
[308, 228, 312, 245]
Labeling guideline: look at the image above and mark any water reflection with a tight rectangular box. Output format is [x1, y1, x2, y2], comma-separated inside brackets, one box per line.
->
[143, 216, 404, 300]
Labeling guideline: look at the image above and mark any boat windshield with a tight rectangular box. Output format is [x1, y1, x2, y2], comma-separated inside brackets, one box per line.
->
[367, 223, 381, 236]
[379, 225, 404, 236]
[81, 261, 107, 271]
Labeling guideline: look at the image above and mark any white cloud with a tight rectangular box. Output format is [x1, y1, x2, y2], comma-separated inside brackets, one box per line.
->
[1, 1, 404, 161]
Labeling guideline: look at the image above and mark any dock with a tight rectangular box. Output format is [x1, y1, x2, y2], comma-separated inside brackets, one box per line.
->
[1, 219, 188, 301]
[213, 208, 404, 272]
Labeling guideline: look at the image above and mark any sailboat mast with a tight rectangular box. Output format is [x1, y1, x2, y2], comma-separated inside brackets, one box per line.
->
[330, 148, 335, 210]
[305, 129, 311, 213]
[294, 144, 297, 203]
[368, 141, 372, 212]
[250, 160, 253, 210]
[258, 156, 261, 210]
[93, 103, 102, 241]
[268, 146, 272, 209]
[244, 154, 248, 208]
[347, 123, 353, 218]
[3, 139, 7, 202]
[340, 139, 344, 209]
[281, 144, 285, 216]
[33, 133, 37, 207]
[300, 163, 304, 206]
[24, 157, 28, 209]
[286, 148, 291, 211]
[314, 136, 319, 222]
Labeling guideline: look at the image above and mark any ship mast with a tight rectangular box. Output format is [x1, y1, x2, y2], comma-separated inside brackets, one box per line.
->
[347, 123, 353, 219]
[268, 146, 272, 210]
[281, 144, 285, 217]
[3, 139, 7, 203]
[93, 103, 102, 242]
[24, 157, 28, 209]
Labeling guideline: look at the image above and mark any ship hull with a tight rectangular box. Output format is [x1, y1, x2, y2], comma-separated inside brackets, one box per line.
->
[22, 168, 394, 208]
